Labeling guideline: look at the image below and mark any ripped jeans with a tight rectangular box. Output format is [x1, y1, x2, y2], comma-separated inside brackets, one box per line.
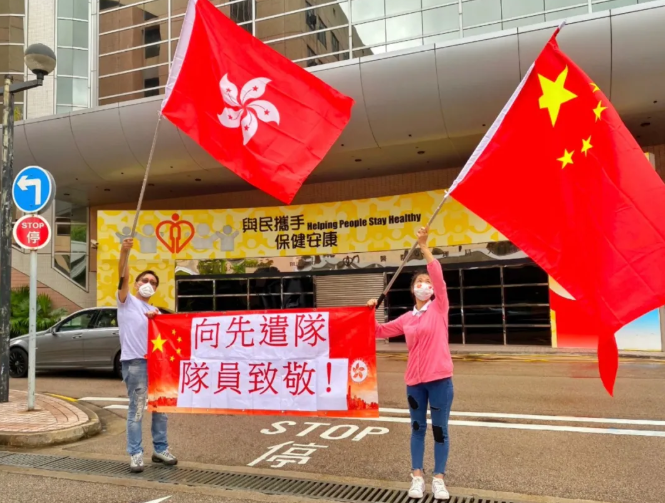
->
[407, 377, 454, 475]
[121, 358, 168, 456]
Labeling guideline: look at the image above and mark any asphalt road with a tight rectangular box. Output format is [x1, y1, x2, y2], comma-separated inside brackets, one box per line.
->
[8, 356, 665, 503]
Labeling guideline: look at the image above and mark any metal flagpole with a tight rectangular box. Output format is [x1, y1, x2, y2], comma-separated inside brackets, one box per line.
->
[118, 112, 163, 290]
[375, 190, 451, 308]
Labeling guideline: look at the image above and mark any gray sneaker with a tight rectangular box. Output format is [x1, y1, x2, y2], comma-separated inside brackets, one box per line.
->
[152, 448, 178, 466]
[129, 452, 144, 473]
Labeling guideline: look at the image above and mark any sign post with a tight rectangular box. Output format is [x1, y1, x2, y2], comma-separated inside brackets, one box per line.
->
[12, 166, 54, 411]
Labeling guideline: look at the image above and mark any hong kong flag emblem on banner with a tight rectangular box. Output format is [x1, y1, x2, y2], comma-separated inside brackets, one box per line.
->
[148, 307, 379, 418]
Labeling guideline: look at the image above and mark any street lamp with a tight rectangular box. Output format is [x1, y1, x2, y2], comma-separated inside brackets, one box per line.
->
[0, 43, 56, 403]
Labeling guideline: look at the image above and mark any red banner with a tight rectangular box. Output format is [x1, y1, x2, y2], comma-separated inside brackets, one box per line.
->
[147, 307, 379, 418]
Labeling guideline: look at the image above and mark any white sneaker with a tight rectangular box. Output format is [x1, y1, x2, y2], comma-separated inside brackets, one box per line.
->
[129, 452, 144, 473]
[408, 474, 425, 499]
[432, 477, 450, 500]
[152, 448, 178, 466]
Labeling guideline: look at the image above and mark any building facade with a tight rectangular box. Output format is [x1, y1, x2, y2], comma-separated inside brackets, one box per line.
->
[4, 0, 665, 349]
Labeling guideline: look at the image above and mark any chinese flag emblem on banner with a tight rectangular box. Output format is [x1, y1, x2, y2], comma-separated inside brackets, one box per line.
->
[161, 0, 354, 204]
[449, 28, 665, 395]
[147, 307, 379, 418]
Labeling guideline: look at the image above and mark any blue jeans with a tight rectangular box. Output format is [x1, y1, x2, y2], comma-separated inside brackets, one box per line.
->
[121, 359, 169, 456]
[406, 377, 454, 475]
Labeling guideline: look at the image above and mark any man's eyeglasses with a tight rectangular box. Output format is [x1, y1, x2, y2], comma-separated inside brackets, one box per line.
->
[139, 277, 158, 287]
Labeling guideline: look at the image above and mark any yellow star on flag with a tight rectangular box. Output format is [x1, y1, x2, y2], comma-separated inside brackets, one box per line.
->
[538, 66, 578, 127]
[590, 82, 600, 93]
[151, 334, 166, 352]
[177, 337, 182, 343]
[581, 136, 593, 156]
[176, 348, 181, 355]
[558, 149, 574, 169]
[172, 329, 176, 336]
[593, 101, 607, 121]
[170, 356, 175, 362]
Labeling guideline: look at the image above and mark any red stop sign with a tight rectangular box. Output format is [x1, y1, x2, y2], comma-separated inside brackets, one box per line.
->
[13, 215, 52, 250]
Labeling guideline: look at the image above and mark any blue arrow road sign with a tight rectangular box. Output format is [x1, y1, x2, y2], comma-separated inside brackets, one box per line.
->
[12, 166, 55, 214]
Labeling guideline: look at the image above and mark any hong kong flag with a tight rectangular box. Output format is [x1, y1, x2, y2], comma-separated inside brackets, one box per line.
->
[161, 0, 354, 204]
[449, 27, 665, 395]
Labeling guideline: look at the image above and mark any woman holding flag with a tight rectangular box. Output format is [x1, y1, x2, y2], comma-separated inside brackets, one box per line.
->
[367, 226, 453, 501]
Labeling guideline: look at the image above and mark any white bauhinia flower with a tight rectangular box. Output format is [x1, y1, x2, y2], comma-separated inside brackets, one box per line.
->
[218, 74, 281, 145]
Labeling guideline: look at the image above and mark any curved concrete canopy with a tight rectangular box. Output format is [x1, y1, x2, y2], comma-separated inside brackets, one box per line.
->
[9, 2, 665, 206]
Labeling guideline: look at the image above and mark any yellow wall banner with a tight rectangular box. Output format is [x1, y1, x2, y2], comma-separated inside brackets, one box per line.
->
[97, 190, 502, 309]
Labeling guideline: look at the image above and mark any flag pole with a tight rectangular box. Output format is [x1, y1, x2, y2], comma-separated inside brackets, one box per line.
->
[375, 190, 450, 308]
[117, 112, 163, 290]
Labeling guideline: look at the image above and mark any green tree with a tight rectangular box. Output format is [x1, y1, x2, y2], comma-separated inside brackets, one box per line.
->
[10, 287, 68, 338]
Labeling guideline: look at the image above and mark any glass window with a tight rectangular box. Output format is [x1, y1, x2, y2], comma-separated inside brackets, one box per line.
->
[317, 19, 328, 47]
[0, 0, 25, 15]
[58, 77, 88, 106]
[58, 48, 88, 77]
[255, 2, 348, 43]
[0, 15, 24, 43]
[464, 306, 503, 325]
[465, 326, 503, 344]
[591, 0, 637, 12]
[545, 5, 587, 20]
[351, 0, 385, 22]
[98, 64, 169, 100]
[100, 42, 168, 76]
[53, 200, 88, 289]
[57, 77, 73, 104]
[506, 326, 551, 346]
[267, 33, 345, 66]
[178, 296, 214, 313]
[354, 19, 386, 47]
[463, 23, 500, 36]
[462, 287, 502, 306]
[504, 285, 550, 304]
[462, 0, 502, 27]
[57, 311, 96, 332]
[56, 105, 73, 114]
[545, 0, 585, 8]
[463, 267, 500, 287]
[502, 14, 545, 29]
[424, 5, 459, 36]
[100, 21, 168, 55]
[73, 0, 89, 20]
[386, 12, 422, 43]
[386, 0, 422, 16]
[502, 0, 545, 19]
[0, 45, 25, 72]
[94, 310, 118, 329]
[58, 0, 74, 18]
[503, 265, 548, 285]
[178, 280, 214, 296]
[58, 19, 88, 48]
[99, 0, 168, 33]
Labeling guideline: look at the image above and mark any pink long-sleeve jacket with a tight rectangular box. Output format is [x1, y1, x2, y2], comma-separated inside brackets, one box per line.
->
[375, 260, 453, 386]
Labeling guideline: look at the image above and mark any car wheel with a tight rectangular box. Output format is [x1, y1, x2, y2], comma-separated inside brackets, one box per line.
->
[113, 351, 122, 380]
[9, 348, 28, 378]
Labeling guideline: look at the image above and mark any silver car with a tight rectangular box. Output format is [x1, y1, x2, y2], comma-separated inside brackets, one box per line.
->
[9, 306, 171, 379]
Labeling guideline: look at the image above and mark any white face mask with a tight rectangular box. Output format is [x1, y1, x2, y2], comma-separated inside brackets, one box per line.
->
[414, 283, 433, 302]
[138, 282, 156, 298]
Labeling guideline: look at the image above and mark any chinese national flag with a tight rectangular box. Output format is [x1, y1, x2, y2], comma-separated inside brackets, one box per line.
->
[161, 0, 354, 204]
[449, 28, 665, 395]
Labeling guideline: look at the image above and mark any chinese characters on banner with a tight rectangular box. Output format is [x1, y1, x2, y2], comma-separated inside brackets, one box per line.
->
[147, 307, 379, 417]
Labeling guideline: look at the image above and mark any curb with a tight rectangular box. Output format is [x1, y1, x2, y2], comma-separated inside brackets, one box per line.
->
[0, 401, 102, 448]
[377, 349, 665, 361]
